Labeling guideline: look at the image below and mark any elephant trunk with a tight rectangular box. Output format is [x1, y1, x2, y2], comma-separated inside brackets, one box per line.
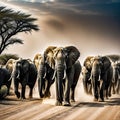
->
[83, 78, 89, 94]
[83, 75, 92, 95]
[91, 63, 101, 100]
[52, 61, 66, 80]
[38, 64, 45, 98]
[56, 62, 64, 102]
[52, 69, 57, 80]
[82, 67, 92, 95]
[16, 70, 20, 79]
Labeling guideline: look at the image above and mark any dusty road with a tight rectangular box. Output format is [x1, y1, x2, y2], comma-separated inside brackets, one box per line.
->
[0, 93, 120, 120]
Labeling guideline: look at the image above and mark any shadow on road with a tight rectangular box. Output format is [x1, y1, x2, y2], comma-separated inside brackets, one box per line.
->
[0, 95, 43, 106]
[74, 96, 120, 108]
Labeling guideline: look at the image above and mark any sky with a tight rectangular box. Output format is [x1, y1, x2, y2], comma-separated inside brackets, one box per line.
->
[3, 0, 55, 3]
[0, 0, 120, 64]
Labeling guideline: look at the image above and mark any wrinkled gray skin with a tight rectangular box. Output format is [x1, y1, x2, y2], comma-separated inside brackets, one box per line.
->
[107, 55, 120, 95]
[83, 56, 113, 102]
[33, 54, 55, 98]
[12, 59, 37, 99]
[44, 46, 81, 106]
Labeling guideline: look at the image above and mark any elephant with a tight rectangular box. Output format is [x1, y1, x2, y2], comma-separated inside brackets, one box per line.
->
[4, 58, 17, 94]
[107, 55, 120, 62]
[81, 66, 92, 95]
[12, 59, 37, 99]
[82, 56, 95, 95]
[44, 46, 81, 106]
[0, 67, 11, 96]
[110, 61, 120, 94]
[83, 56, 113, 102]
[107, 55, 120, 95]
[5, 58, 16, 74]
[33, 53, 55, 98]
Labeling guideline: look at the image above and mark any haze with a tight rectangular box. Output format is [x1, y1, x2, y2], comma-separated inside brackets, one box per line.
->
[0, 0, 120, 64]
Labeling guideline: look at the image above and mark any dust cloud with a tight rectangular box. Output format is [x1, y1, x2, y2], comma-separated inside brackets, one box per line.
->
[0, 1, 120, 104]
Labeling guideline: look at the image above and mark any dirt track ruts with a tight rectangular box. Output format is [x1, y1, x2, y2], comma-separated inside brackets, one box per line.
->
[0, 94, 120, 120]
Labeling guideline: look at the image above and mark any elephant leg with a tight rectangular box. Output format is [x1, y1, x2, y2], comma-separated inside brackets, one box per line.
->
[44, 80, 51, 98]
[92, 79, 98, 101]
[112, 83, 116, 94]
[6, 80, 12, 95]
[63, 80, 71, 106]
[105, 81, 110, 99]
[55, 79, 63, 106]
[29, 85, 33, 99]
[71, 65, 80, 102]
[107, 83, 112, 97]
[14, 79, 20, 98]
[21, 84, 26, 99]
[99, 82, 104, 102]
[70, 85, 75, 102]
[64, 68, 74, 106]
[38, 78, 44, 98]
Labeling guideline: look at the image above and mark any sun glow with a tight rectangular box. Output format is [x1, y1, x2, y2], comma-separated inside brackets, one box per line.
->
[49, 0, 54, 2]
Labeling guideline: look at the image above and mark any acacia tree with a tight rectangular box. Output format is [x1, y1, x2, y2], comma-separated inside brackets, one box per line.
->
[0, 6, 39, 54]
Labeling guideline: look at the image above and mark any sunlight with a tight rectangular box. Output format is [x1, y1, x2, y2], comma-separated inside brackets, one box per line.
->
[49, 0, 54, 2]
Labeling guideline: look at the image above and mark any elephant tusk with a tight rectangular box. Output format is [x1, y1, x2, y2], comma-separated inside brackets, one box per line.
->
[16, 71, 20, 79]
[112, 65, 116, 83]
[52, 69, 56, 80]
[43, 72, 46, 79]
[63, 69, 66, 80]
[63, 62, 67, 79]
[100, 80, 103, 90]
[88, 74, 92, 83]
[43, 67, 47, 79]
[8, 76, 12, 81]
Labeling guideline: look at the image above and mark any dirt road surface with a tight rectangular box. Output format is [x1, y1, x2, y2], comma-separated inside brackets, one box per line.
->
[0, 87, 120, 120]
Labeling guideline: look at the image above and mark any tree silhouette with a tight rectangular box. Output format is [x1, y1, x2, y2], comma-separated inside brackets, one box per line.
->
[0, 54, 19, 65]
[0, 6, 39, 54]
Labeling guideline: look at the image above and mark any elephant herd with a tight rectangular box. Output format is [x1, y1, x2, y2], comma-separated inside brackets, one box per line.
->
[0, 46, 120, 106]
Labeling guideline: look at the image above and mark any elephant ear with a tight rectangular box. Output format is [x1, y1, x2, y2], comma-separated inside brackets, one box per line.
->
[33, 53, 43, 69]
[83, 56, 94, 72]
[53, 47, 64, 59]
[44, 46, 57, 69]
[44, 46, 57, 58]
[101, 56, 111, 73]
[6, 59, 15, 70]
[64, 46, 80, 68]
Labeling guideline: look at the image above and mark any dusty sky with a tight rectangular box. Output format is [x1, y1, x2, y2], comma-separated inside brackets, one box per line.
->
[0, 0, 120, 64]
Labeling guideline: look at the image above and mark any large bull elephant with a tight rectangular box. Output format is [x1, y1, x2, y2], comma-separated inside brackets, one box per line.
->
[83, 56, 113, 102]
[12, 59, 37, 99]
[44, 46, 81, 106]
[33, 53, 55, 98]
